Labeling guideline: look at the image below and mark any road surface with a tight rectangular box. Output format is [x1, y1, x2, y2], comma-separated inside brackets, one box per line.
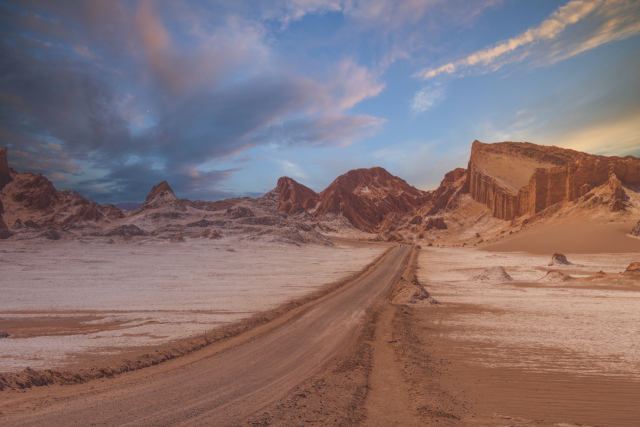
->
[2, 245, 410, 426]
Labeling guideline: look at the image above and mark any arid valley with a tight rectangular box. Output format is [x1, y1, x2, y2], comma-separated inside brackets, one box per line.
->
[1, 140, 639, 426]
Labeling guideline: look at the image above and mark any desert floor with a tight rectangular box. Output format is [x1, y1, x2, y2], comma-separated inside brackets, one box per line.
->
[410, 246, 640, 426]
[1, 235, 639, 426]
[0, 238, 387, 372]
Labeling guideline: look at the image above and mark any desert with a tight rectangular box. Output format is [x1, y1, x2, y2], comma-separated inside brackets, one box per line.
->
[2, 2, 640, 426]
[2, 138, 640, 426]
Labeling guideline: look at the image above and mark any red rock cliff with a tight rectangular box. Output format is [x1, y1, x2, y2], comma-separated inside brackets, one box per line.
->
[464, 140, 640, 220]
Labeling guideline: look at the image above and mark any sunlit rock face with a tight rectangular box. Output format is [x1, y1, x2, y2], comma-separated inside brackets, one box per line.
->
[465, 140, 640, 220]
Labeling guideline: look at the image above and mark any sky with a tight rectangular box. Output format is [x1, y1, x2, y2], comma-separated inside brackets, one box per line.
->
[1, 0, 639, 204]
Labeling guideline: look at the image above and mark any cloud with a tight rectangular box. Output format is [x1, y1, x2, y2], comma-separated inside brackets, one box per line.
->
[411, 85, 444, 114]
[413, 0, 640, 80]
[0, 0, 387, 203]
[274, 159, 308, 180]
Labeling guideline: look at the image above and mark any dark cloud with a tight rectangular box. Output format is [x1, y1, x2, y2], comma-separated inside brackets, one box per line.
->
[0, 1, 386, 204]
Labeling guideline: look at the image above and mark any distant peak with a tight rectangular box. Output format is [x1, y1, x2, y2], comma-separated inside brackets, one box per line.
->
[145, 181, 175, 201]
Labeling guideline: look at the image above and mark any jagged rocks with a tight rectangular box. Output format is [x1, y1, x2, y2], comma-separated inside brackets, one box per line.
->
[106, 225, 146, 236]
[424, 217, 447, 230]
[146, 181, 174, 201]
[471, 266, 513, 282]
[631, 220, 640, 237]
[275, 177, 319, 214]
[623, 262, 640, 277]
[0, 331, 9, 338]
[187, 219, 218, 228]
[137, 181, 185, 212]
[313, 167, 431, 233]
[0, 217, 13, 239]
[548, 253, 571, 266]
[40, 229, 62, 240]
[226, 207, 254, 219]
[0, 147, 13, 190]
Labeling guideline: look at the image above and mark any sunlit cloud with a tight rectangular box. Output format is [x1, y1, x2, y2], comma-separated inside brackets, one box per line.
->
[413, 0, 640, 80]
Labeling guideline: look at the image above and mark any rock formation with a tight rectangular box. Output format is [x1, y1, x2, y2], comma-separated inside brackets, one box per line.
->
[548, 253, 571, 266]
[0, 148, 125, 230]
[538, 270, 574, 283]
[631, 220, 640, 237]
[471, 266, 513, 282]
[0, 217, 12, 239]
[136, 181, 185, 213]
[181, 197, 252, 212]
[464, 140, 640, 220]
[312, 167, 431, 233]
[0, 147, 13, 190]
[390, 276, 440, 306]
[622, 262, 640, 278]
[275, 177, 319, 214]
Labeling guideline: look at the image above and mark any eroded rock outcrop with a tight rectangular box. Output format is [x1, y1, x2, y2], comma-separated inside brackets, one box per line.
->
[312, 167, 431, 233]
[276, 177, 319, 214]
[391, 276, 439, 306]
[471, 266, 513, 282]
[631, 220, 640, 237]
[0, 217, 12, 239]
[0, 147, 13, 190]
[136, 181, 185, 213]
[465, 140, 640, 220]
[548, 253, 571, 266]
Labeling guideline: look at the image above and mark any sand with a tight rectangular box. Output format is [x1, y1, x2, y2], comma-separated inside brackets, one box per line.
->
[0, 239, 386, 372]
[414, 246, 640, 426]
[485, 220, 640, 254]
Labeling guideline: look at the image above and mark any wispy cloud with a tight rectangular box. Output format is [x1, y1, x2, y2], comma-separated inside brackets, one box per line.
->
[410, 85, 444, 114]
[413, 0, 640, 80]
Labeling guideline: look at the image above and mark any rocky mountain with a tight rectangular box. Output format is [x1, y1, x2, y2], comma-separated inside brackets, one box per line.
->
[271, 140, 640, 242]
[2, 140, 639, 245]
[312, 167, 432, 233]
[0, 147, 125, 238]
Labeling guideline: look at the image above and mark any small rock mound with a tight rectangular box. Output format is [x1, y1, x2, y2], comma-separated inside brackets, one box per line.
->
[471, 266, 513, 282]
[106, 225, 146, 236]
[586, 271, 607, 280]
[0, 331, 10, 338]
[538, 270, 574, 283]
[548, 253, 571, 266]
[170, 235, 184, 243]
[631, 220, 640, 237]
[391, 277, 440, 307]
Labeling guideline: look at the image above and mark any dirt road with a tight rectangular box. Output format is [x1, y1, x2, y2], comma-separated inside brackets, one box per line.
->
[1, 246, 411, 426]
